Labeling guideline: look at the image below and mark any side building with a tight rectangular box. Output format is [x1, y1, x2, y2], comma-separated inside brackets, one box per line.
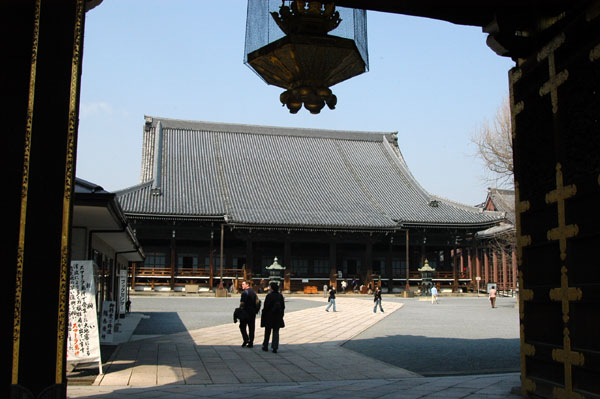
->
[475, 188, 517, 294]
[72, 178, 145, 316]
[117, 116, 503, 293]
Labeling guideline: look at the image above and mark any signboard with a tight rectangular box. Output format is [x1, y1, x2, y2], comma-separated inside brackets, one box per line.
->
[100, 301, 116, 343]
[67, 261, 102, 373]
[118, 270, 127, 315]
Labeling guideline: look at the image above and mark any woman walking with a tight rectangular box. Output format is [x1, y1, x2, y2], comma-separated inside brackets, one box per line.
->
[261, 282, 285, 353]
[489, 285, 497, 308]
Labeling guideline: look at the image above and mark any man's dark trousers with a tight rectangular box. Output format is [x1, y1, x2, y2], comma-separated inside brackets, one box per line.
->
[240, 316, 256, 345]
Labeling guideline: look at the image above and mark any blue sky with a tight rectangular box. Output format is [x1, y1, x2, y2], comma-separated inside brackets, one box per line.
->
[77, 0, 514, 205]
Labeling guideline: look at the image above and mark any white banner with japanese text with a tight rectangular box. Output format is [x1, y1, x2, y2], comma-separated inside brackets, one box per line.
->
[67, 261, 101, 365]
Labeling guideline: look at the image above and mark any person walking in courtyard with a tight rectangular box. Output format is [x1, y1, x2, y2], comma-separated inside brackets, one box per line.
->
[373, 286, 384, 313]
[325, 286, 337, 312]
[489, 285, 497, 308]
[431, 285, 439, 304]
[240, 280, 259, 347]
[323, 284, 328, 298]
[341, 280, 347, 294]
[261, 282, 285, 353]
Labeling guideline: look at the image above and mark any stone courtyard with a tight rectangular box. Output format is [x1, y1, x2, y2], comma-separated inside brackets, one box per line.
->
[67, 294, 521, 398]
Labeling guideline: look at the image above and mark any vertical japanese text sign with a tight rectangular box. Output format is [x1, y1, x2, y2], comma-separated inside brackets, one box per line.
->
[100, 301, 116, 343]
[118, 270, 127, 314]
[67, 261, 101, 365]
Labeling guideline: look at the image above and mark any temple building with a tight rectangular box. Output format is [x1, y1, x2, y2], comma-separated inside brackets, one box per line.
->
[117, 116, 503, 293]
[72, 178, 144, 315]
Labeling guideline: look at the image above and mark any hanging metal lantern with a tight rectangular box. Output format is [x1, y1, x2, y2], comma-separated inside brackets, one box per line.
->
[244, 1, 369, 114]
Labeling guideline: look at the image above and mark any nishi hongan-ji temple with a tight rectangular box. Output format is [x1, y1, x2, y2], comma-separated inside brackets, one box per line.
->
[116, 116, 508, 294]
[7, 2, 600, 398]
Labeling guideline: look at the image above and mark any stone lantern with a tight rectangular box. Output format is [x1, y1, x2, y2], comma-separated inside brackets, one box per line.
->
[244, 0, 368, 114]
[265, 257, 286, 285]
[418, 259, 436, 296]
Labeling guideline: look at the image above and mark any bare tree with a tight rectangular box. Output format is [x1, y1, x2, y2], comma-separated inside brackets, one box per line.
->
[471, 98, 514, 188]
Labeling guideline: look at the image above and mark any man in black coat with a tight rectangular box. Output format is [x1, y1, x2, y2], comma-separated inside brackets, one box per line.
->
[240, 280, 259, 347]
[261, 282, 285, 353]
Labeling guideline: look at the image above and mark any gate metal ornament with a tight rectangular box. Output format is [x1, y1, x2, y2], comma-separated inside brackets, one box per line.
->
[244, 1, 368, 114]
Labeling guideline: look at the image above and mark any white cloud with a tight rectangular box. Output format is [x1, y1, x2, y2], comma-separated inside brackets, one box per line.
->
[80, 101, 113, 118]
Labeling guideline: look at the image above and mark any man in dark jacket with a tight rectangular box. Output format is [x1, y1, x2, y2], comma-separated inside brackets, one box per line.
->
[233, 302, 249, 324]
[261, 282, 285, 353]
[240, 280, 258, 347]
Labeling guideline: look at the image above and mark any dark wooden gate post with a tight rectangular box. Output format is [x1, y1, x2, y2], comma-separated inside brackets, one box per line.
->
[510, 5, 600, 397]
[5, 1, 87, 397]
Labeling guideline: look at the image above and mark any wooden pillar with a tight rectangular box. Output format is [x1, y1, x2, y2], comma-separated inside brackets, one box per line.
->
[475, 247, 481, 281]
[170, 232, 176, 290]
[510, 246, 521, 291]
[284, 235, 291, 274]
[511, 247, 517, 292]
[209, 230, 214, 290]
[492, 249, 498, 284]
[329, 237, 337, 289]
[283, 268, 291, 293]
[420, 233, 426, 266]
[365, 239, 373, 288]
[502, 248, 508, 292]
[219, 223, 224, 288]
[131, 262, 137, 290]
[386, 236, 393, 292]
[283, 236, 291, 291]
[483, 249, 489, 285]
[405, 230, 410, 291]
[245, 234, 253, 276]
[467, 248, 473, 281]
[6, 1, 87, 397]
[452, 243, 458, 292]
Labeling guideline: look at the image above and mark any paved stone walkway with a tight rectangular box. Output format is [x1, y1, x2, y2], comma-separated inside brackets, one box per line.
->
[69, 373, 521, 398]
[94, 298, 414, 387]
[67, 297, 522, 398]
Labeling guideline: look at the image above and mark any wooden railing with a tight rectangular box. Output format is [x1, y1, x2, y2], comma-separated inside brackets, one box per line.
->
[129, 265, 507, 292]
[132, 266, 245, 277]
[129, 265, 247, 290]
[135, 267, 171, 277]
[393, 271, 469, 280]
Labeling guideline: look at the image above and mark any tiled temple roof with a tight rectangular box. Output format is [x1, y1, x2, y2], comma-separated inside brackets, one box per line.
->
[483, 188, 515, 224]
[117, 116, 502, 230]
